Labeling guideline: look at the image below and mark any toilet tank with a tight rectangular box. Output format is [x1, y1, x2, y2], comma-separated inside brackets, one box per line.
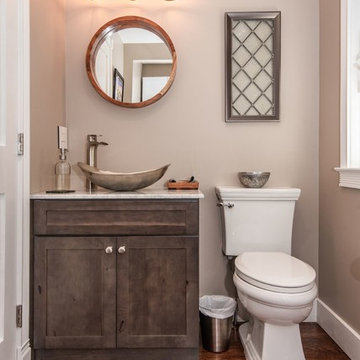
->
[215, 186, 301, 256]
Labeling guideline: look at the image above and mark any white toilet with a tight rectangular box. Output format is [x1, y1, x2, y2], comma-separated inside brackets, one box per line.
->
[215, 186, 317, 360]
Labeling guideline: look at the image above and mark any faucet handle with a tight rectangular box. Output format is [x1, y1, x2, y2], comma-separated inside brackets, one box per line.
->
[87, 134, 98, 143]
[87, 134, 108, 146]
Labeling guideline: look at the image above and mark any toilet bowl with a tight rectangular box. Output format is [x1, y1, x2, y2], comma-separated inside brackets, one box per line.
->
[215, 186, 318, 360]
[233, 252, 317, 360]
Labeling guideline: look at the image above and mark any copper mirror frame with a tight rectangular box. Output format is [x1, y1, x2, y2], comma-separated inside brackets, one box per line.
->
[86, 16, 177, 108]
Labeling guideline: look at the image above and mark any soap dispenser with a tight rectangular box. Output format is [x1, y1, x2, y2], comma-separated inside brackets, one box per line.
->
[55, 148, 71, 191]
[55, 126, 71, 191]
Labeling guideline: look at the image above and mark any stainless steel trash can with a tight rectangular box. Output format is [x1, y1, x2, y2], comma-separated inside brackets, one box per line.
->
[200, 312, 233, 353]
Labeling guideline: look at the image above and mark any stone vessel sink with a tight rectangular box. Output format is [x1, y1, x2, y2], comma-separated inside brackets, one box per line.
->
[77, 162, 170, 191]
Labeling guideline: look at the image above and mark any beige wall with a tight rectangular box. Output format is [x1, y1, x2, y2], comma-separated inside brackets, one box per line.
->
[62, 0, 319, 296]
[29, 0, 320, 297]
[319, 0, 360, 332]
[26, 0, 360, 336]
[142, 64, 172, 77]
[30, 0, 66, 192]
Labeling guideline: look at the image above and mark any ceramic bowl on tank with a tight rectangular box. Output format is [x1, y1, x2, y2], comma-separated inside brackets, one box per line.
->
[238, 171, 270, 188]
[77, 162, 170, 191]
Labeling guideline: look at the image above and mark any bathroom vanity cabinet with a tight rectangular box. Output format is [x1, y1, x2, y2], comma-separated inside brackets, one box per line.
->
[30, 192, 202, 360]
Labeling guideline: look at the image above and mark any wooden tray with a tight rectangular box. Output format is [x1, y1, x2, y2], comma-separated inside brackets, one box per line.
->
[166, 180, 199, 190]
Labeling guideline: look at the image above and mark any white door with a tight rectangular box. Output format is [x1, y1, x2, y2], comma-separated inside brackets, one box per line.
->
[0, 0, 29, 359]
[95, 38, 113, 97]
[141, 76, 169, 101]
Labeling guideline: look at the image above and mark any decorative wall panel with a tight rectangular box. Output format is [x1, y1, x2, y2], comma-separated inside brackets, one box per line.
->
[226, 12, 281, 122]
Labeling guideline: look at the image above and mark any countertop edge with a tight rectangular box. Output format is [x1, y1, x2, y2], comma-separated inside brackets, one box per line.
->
[30, 189, 205, 200]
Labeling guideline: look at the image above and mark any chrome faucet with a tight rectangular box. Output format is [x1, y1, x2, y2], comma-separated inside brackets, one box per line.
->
[86, 134, 108, 190]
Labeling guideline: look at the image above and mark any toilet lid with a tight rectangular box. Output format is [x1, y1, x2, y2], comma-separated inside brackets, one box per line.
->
[235, 252, 316, 294]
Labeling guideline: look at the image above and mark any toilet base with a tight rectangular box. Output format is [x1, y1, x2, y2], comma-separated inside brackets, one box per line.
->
[239, 318, 305, 360]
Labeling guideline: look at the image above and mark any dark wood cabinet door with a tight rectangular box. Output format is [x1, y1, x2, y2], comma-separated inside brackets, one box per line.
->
[33, 237, 116, 349]
[117, 236, 199, 348]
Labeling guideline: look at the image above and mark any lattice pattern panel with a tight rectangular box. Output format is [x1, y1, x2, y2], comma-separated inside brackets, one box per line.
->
[226, 13, 281, 121]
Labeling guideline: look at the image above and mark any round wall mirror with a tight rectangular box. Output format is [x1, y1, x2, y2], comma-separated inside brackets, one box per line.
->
[86, 16, 177, 108]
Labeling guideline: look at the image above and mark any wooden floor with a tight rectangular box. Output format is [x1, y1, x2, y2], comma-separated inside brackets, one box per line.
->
[199, 323, 350, 360]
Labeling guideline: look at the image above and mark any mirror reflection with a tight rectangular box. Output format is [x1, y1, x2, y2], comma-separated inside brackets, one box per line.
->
[94, 28, 173, 104]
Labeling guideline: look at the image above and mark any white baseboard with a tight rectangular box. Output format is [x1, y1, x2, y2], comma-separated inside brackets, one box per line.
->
[16, 339, 31, 360]
[317, 299, 360, 360]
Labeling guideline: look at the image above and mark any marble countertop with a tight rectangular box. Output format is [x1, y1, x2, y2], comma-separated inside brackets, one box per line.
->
[30, 188, 204, 200]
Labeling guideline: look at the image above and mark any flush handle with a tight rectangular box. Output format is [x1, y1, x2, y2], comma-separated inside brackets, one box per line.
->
[217, 202, 234, 209]
[118, 246, 126, 254]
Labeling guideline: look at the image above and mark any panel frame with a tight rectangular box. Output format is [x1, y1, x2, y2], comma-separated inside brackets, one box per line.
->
[0, 194, 5, 343]
[33, 199, 199, 236]
[0, 0, 6, 146]
[33, 236, 117, 349]
[334, 0, 360, 188]
[116, 236, 199, 348]
[225, 11, 281, 122]
[0, 0, 30, 358]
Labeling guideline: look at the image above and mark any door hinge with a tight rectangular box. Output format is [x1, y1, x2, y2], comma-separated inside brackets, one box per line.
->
[17, 133, 24, 155]
[16, 305, 22, 328]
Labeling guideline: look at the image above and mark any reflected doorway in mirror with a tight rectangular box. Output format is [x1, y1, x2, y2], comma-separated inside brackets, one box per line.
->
[142, 76, 169, 102]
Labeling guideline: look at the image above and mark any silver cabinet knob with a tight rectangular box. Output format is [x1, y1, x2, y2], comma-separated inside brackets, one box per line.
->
[118, 246, 126, 254]
[105, 246, 113, 254]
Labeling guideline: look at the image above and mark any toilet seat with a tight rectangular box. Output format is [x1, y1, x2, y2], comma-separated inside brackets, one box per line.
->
[235, 252, 316, 294]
